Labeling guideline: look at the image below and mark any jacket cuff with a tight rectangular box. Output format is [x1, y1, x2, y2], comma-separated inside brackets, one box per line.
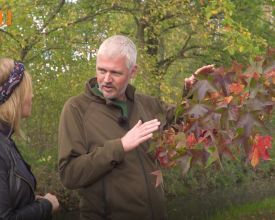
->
[37, 198, 53, 219]
[104, 138, 125, 166]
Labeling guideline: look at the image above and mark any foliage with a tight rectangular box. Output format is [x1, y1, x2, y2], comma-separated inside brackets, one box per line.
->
[0, 1, 274, 213]
[0, 0, 274, 148]
[156, 49, 275, 173]
[210, 196, 275, 220]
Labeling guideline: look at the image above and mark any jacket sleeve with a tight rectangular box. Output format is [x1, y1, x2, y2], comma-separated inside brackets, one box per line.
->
[58, 100, 125, 189]
[0, 157, 52, 220]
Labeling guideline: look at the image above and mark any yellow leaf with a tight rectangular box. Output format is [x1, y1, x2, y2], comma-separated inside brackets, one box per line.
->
[224, 96, 233, 104]
[251, 148, 259, 168]
[239, 46, 244, 52]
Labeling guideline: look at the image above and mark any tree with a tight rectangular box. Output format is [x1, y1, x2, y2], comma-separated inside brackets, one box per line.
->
[94, 0, 275, 101]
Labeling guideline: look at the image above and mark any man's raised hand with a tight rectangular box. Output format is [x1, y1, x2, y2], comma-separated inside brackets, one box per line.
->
[121, 119, 160, 152]
[184, 64, 215, 90]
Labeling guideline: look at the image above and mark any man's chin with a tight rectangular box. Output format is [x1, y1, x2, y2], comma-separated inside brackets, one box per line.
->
[102, 92, 116, 99]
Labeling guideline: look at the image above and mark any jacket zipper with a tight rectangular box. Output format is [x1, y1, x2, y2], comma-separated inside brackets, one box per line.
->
[9, 145, 36, 196]
[136, 149, 154, 220]
[13, 171, 36, 195]
[125, 113, 155, 220]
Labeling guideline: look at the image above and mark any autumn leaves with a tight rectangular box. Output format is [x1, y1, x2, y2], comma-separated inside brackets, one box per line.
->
[155, 49, 275, 173]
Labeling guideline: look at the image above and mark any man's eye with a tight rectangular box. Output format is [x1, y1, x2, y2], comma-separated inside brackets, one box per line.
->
[98, 70, 106, 74]
[112, 72, 122, 76]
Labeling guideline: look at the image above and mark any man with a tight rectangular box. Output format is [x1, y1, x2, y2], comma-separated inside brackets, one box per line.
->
[58, 35, 214, 220]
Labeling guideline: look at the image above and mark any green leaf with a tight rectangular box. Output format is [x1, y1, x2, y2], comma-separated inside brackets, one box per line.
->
[205, 146, 219, 168]
[180, 154, 192, 176]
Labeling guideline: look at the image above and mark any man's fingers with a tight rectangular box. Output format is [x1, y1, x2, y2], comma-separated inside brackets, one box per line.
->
[142, 119, 160, 128]
[139, 125, 160, 137]
[133, 119, 159, 129]
[139, 133, 154, 143]
[133, 120, 142, 128]
[122, 119, 161, 151]
[194, 64, 215, 75]
[142, 119, 159, 125]
[136, 119, 160, 144]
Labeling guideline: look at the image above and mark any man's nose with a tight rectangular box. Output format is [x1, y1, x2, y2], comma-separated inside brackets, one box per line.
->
[104, 72, 112, 82]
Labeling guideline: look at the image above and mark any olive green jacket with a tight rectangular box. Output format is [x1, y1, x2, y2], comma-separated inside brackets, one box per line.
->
[58, 78, 174, 220]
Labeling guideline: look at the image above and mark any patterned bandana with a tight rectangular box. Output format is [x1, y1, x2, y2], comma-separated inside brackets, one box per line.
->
[0, 61, 25, 105]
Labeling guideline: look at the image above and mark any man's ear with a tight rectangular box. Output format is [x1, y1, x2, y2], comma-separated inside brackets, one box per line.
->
[130, 65, 138, 79]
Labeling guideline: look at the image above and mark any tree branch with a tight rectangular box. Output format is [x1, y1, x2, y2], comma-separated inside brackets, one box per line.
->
[20, 7, 113, 61]
[256, 15, 275, 28]
[45, 7, 112, 36]
[160, 22, 190, 35]
[0, 29, 21, 46]
[40, 0, 66, 32]
[25, 46, 65, 63]
[157, 34, 193, 69]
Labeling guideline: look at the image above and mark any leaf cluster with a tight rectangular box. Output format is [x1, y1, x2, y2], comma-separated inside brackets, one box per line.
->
[156, 48, 275, 174]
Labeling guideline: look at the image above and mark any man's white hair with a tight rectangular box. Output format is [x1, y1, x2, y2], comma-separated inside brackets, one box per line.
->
[97, 35, 137, 69]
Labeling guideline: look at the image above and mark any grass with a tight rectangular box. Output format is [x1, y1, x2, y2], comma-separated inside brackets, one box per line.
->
[210, 196, 275, 220]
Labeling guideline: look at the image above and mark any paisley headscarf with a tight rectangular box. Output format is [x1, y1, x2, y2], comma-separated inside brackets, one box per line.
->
[0, 61, 25, 105]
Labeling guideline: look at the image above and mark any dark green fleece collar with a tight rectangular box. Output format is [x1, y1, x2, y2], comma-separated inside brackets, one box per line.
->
[91, 84, 128, 118]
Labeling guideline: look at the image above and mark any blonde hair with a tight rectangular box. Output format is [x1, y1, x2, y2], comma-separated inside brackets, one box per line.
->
[0, 58, 32, 136]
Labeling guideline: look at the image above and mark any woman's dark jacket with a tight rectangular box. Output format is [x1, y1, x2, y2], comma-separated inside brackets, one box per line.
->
[0, 122, 52, 220]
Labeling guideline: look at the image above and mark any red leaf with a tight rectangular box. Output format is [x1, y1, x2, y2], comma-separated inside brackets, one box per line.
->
[155, 147, 169, 167]
[228, 83, 244, 95]
[239, 92, 249, 104]
[210, 92, 220, 99]
[252, 72, 260, 80]
[264, 69, 275, 84]
[164, 128, 175, 145]
[230, 61, 243, 74]
[186, 133, 197, 148]
[250, 135, 272, 167]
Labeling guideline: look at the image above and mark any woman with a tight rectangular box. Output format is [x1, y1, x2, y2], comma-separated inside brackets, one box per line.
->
[0, 58, 59, 219]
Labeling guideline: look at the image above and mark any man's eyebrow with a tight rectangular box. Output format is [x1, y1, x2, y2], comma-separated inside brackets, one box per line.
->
[110, 70, 122, 74]
[97, 67, 122, 74]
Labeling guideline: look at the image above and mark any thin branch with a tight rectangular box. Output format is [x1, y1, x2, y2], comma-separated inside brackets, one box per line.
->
[21, 7, 113, 61]
[160, 22, 190, 35]
[45, 7, 112, 36]
[39, 0, 66, 32]
[157, 34, 192, 68]
[110, 5, 137, 14]
[20, 0, 65, 60]
[25, 46, 65, 63]
[0, 29, 21, 46]
[256, 15, 275, 28]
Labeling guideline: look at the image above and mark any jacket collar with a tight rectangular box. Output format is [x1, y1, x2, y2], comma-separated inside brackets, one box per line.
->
[0, 120, 13, 138]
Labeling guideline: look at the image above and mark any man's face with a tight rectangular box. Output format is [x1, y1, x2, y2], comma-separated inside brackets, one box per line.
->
[96, 55, 136, 100]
